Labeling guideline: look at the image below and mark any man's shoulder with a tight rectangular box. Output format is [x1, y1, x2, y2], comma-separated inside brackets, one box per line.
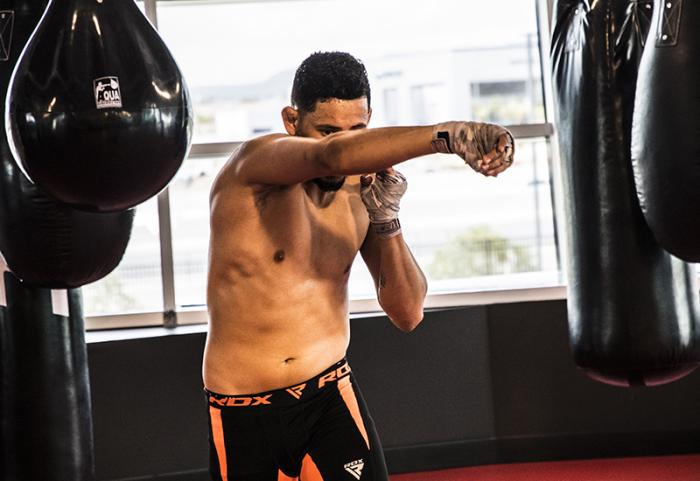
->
[233, 133, 288, 161]
[223, 133, 301, 186]
[213, 135, 284, 185]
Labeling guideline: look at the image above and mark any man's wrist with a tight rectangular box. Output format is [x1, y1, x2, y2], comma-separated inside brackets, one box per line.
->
[371, 218, 402, 239]
[431, 124, 453, 154]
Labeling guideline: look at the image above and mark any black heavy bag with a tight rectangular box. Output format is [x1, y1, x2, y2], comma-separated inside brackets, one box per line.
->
[6, 0, 193, 213]
[551, 0, 700, 386]
[0, 0, 134, 288]
[0, 265, 10, 480]
[0, 270, 94, 481]
[632, 0, 700, 261]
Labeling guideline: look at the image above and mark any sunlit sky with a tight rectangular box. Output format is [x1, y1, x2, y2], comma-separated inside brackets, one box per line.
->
[154, 0, 540, 87]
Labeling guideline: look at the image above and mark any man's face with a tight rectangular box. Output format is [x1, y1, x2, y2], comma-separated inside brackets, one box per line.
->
[283, 97, 371, 191]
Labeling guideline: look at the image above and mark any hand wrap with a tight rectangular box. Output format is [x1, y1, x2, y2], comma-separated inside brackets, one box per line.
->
[432, 121, 515, 171]
[361, 170, 407, 239]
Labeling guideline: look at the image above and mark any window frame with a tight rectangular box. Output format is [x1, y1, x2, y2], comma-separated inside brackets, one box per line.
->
[86, 0, 560, 330]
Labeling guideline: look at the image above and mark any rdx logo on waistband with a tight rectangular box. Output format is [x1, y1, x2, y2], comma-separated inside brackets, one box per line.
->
[318, 363, 351, 388]
[209, 394, 272, 407]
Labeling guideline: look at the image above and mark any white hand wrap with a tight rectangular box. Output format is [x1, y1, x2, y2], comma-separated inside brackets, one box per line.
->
[432, 121, 515, 171]
[361, 170, 407, 239]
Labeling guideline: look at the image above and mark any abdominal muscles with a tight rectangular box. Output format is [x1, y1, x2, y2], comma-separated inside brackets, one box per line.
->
[203, 271, 351, 395]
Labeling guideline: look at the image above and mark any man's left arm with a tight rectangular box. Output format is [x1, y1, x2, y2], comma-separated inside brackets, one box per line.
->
[359, 170, 427, 332]
[361, 229, 427, 332]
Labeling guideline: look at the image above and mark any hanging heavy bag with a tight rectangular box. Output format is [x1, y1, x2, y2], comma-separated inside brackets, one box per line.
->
[5, 0, 193, 213]
[631, 0, 700, 261]
[0, 268, 94, 481]
[0, 264, 9, 480]
[551, 0, 700, 386]
[0, 0, 134, 288]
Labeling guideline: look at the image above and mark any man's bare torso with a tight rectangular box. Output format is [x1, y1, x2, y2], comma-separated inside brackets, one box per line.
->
[204, 158, 370, 394]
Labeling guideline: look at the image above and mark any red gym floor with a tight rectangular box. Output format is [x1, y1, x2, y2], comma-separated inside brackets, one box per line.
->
[391, 454, 700, 481]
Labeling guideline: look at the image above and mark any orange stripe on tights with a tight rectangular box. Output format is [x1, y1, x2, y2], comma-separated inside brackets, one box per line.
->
[300, 454, 324, 481]
[209, 406, 229, 480]
[338, 375, 370, 449]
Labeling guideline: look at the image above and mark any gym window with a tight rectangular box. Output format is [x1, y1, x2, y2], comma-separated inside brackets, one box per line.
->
[83, 0, 560, 330]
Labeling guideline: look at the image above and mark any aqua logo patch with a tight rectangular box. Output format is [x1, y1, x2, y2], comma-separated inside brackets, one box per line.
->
[94, 76, 122, 109]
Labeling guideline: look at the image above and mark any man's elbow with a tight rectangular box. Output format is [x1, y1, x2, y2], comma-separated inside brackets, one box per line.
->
[390, 309, 424, 333]
[317, 135, 349, 175]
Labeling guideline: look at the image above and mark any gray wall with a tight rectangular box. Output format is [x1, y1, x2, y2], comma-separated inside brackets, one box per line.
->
[88, 300, 700, 480]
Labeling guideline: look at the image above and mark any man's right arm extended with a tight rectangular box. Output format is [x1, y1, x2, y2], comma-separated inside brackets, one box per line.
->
[234, 123, 513, 186]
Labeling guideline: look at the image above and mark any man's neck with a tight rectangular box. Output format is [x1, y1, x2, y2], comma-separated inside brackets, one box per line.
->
[303, 182, 337, 207]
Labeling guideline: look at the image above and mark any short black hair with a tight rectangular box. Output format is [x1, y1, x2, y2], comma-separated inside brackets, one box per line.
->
[291, 51, 371, 113]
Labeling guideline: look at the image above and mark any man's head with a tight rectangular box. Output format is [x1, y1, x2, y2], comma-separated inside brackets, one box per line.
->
[290, 51, 371, 114]
[282, 52, 372, 192]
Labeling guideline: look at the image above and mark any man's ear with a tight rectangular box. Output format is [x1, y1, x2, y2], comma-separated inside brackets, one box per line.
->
[367, 107, 373, 124]
[282, 106, 299, 135]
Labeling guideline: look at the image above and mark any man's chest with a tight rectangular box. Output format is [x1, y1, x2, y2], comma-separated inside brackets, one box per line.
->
[255, 184, 370, 276]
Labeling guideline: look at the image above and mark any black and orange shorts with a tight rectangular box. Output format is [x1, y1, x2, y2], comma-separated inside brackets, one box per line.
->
[205, 359, 389, 481]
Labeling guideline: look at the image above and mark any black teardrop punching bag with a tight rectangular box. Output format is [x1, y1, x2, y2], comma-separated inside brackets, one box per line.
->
[0, 0, 134, 288]
[5, 0, 193, 213]
[632, 0, 700, 261]
[551, 0, 700, 386]
[0, 266, 94, 481]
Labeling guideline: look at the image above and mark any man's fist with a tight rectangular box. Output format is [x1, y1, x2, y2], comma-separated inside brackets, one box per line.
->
[432, 121, 515, 177]
[360, 168, 407, 239]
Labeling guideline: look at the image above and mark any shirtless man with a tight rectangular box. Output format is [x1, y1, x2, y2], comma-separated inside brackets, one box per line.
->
[204, 52, 514, 481]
